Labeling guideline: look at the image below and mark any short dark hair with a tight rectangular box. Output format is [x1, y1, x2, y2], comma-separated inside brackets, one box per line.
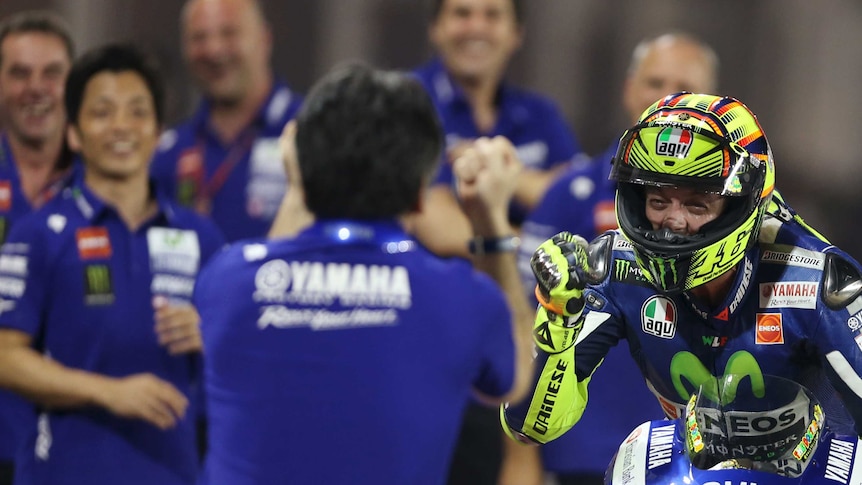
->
[430, 0, 524, 25]
[0, 10, 74, 68]
[64, 43, 165, 126]
[295, 63, 442, 219]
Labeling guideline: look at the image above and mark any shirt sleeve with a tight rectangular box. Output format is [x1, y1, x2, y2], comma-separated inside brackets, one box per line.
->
[471, 273, 517, 398]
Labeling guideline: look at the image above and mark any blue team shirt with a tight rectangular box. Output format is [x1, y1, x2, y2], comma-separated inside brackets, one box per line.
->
[0, 171, 225, 485]
[195, 220, 515, 485]
[519, 143, 660, 474]
[151, 80, 302, 242]
[413, 59, 580, 224]
[0, 135, 75, 464]
[508, 199, 862, 470]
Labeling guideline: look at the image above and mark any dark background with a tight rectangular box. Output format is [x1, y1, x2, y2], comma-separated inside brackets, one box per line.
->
[2, 0, 861, 257]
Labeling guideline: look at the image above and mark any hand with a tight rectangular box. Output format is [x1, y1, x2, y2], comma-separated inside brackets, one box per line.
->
[452, 136, 523, 236]
[99, 373, 188, 430]
[531, 232, 589, 317]
[446, 140, 473, 165]
[153, 296, 203, 355]
[269, 120, 314, 238]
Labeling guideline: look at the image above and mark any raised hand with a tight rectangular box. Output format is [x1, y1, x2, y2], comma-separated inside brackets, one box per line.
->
[530, 232, 590, 354]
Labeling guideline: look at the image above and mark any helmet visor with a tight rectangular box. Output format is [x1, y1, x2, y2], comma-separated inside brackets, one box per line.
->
[610, 121, 763, 197]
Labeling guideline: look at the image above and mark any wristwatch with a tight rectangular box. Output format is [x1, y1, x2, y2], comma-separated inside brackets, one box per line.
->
[468, 236, 521, 256]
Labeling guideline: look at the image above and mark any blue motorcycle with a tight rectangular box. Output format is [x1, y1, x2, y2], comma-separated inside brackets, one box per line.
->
[605, 374, 860, 484]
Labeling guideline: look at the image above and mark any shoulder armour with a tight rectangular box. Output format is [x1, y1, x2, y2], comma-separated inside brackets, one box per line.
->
[822, 253, 862, 310]
[585, 232, 614, 284]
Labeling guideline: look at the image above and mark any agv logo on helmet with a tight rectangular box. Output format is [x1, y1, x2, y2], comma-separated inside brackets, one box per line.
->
[655, 127, 693, 160]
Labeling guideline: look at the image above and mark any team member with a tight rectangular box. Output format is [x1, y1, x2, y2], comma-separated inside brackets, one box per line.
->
[0, 11, 76, 483]
[151, 0, 302, 241]
[411, 0, 581, 259]
[0, 44, 224, 485]
[411, 2, 580, 481]
[195, 63, 533, 485]
[519, 32, 719, 484]
[504, 93, 862, 469]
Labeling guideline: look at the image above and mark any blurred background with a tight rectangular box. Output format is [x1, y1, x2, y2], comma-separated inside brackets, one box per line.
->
[2, 0, 861, 257]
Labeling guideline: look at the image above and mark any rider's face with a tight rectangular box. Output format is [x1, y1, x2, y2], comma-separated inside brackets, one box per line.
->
[644, 186, 726, 236]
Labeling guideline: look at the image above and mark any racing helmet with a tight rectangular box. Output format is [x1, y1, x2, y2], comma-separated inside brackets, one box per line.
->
[610, 92, 775, 293]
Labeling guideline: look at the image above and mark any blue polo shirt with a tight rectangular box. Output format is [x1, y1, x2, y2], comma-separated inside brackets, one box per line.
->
[0, 135, 75, 465]
[520, 143, 661, 475]
[0, 171, 225, 485]
[151, 80, 302, 242]
[413, 59, 580, 224]
[195, 220, 515, 485]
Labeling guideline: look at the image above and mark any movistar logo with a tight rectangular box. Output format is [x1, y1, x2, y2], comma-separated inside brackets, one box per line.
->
[669, 350, 765, 403]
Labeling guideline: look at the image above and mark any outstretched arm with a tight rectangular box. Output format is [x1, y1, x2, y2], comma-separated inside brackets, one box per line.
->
[502, 232, 596, 444]
[453, 136, 533, 405]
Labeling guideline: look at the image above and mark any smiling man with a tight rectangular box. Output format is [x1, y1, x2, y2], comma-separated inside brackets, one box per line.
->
[0, 11, 77, 484]
[504, 93, 862, 479]
[151, 0, 302, 242]
[518, 32, 720, 485]
[0, 43, 224, 485]
[410, 0, 581, 261]
[0, 11, 75, 240]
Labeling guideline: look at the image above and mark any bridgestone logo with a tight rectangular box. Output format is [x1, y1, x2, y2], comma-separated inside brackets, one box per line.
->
[761, 249, 824, 270]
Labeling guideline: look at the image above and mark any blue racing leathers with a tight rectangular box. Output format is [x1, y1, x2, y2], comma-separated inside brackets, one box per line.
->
[504, 197, 862, 444]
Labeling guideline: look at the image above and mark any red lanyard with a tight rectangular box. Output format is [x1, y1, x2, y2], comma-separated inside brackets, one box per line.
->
[193, 130, 257, 214]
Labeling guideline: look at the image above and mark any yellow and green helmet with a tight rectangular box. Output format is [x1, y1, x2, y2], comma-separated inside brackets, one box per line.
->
[610, 92, 775, 293]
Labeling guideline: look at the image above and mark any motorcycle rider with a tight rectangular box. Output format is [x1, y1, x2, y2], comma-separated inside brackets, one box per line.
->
[502, 92, 862, 451]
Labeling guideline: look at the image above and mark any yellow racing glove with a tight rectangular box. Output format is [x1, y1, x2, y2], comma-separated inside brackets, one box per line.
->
[530, 232, 589, 354]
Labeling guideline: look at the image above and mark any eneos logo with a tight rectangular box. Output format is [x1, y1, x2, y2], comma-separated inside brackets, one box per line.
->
[642, 296, 677, 339]
[756, 313, 784, 344]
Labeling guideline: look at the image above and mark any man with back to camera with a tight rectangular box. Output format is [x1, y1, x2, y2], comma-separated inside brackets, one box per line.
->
[0, 43, 225, 485]
[0, 10, 76, 483]
[195, 62, 535, 485]
[504, 92, 862, 475]
[518, 32, 720, 484]
[151, 0, 302, 242]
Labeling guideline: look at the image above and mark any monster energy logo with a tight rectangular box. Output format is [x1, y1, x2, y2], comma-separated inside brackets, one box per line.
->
[84, 264, 114, 305]
[615, 260, 631, 281]
[648, 257, 679, 291]
[613, 259, 650, 286]
[669, 350, 764, 403]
